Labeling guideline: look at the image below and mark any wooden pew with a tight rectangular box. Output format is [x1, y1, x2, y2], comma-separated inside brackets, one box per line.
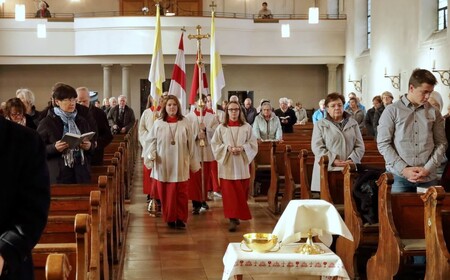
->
[335, 163, 385, 279]
[366, 173, 427, 280]
[250, 141, 272, 196]
[422, 186, 450, 280]
[49, 187, 106, 280]
[33, 213, 90, 280]
[46, 253, 72, 280]
[299, 149, 314, 200]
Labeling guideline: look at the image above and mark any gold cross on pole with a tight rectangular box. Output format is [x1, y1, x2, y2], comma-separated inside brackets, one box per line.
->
[188, 25, 210, 103]
[209, 1, 217, 11]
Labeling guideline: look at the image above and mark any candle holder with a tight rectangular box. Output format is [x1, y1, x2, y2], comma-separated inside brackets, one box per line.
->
[384, 72, 401, 90]
[432, 67, 450, 87]
[348, 77, 362, 93]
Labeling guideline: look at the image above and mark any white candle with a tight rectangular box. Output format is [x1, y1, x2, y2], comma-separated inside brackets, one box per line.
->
[384, 67, 387, 76]
[348, 74, 351, 81]
[433, 60, 436, 69]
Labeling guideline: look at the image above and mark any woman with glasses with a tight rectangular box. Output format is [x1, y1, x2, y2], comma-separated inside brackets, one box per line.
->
[211, 101, 258, 232]
[4, 97, 37, 129]
[311, 93, 365, 192]
[252, 101, 282, 143]
[37, 83, 94, 184]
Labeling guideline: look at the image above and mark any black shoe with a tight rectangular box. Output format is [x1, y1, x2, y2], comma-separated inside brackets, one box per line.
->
[167, 222, 176, 228]
[201, 201, 209, 210]
[192, 207, 200, 215]
[176, 220, 186, 228]
[229, 219, 238, 232]
[146, 195, 151, 203]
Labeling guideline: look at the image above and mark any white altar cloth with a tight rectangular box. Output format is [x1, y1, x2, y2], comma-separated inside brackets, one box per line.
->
[222, 242, 349, 280]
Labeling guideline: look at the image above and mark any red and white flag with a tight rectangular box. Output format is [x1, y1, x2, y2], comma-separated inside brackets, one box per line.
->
[189, 55, 209, 105]
[168, 33, 187, 113]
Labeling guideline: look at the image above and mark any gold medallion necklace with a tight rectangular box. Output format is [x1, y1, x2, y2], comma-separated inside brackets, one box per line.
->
[168, 122, 178, 145]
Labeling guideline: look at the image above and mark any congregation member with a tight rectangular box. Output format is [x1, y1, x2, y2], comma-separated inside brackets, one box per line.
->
[381, 90, 394, 107]
[37, 83, 94, 184]
[16, 88, 41, 127]
[242, 98, 257, 125]
[211, 101, 258, 232]
[186, 95, 220, 214]
[274, 97, 297, 133]
[108, 96, 118, 110]
[258, 2, 273, 19]
[344, 92, 366, 112]
[345, 97, 365, 129]
[4, 97, 36, 129]
[294, 101, 308, 125]
[102, 98, 111, 113]
[35, 1, 51, 18]
[311, 93, 365, 192]
[252, 101, 282, 142]
[107, 95, 135, 134]
[76, 87, 113, 165]
[377, 68, 447, 193]
[364, 95, 382, 136]
[144, 95, 199, 229]
[312, 99, 326, 123]
[94, 100, 101, 108]
[0, 116, 50, 280]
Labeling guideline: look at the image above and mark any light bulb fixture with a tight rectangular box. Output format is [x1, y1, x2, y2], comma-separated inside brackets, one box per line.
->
[281, 24, 290, 38]
[308, 7, 319, 24]
[432, 61, 450, 87]
[348, 75, 362, 92]
[166, 10, 176, 16]
[37, 23, 47, 38]
[384, 68, 401, 90]
[15, 4, 26, 22]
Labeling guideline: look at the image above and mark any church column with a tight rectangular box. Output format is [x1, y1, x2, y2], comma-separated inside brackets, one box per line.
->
[121, 64, 131, 103]
[327, 64, 338, 94]
[102, 64, 113, 99]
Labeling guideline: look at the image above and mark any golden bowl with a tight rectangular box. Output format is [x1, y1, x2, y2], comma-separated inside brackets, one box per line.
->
[241, 233, 279, 253]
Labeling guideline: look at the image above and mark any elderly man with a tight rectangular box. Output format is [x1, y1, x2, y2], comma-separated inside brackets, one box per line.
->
[274, 97, 297, 133]
[107, 95, 135, 134]
[76, 87, 113, 165]
[243, 98, 257, 125]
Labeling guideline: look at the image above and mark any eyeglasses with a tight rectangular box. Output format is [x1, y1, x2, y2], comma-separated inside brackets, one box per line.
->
[227, 108, 240, 112]
[9, 112, 23, 117]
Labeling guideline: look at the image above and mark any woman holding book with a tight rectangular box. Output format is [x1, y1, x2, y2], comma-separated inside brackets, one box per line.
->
[37, 83, 94, 184]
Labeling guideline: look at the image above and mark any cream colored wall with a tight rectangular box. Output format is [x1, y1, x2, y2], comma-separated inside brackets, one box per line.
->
[0, 64, 329, 114]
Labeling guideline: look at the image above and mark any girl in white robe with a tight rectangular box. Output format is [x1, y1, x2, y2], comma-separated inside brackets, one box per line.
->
[145, 95, 200, 228]
[211, 101, 258, 232]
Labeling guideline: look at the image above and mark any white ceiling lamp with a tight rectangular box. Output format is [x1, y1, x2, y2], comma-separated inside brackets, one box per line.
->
[15, 4, 26, 21]
[37, 23, 47, 38]
[308, 0, 319, 24]
[281, 24, 290, 38]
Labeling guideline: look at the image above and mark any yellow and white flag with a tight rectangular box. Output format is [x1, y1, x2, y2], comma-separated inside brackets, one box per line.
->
[210, 10, 225, 112]
[148, 4, 165, 104]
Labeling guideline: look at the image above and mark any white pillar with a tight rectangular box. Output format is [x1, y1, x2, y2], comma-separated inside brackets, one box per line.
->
[327, 64, 339, 94]
[102, 64, 112, 99]
[121, 64, 131, 103]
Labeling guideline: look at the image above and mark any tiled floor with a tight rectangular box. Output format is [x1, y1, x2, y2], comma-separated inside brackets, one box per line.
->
[121, 160, 283, 280]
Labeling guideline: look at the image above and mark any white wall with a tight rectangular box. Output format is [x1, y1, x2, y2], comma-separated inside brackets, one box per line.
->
[345, 0, 450, 111]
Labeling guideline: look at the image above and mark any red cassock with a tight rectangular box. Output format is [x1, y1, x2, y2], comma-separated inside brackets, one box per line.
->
[208, 160, 220, 193]
[156, 181, 189, 223]
[188, 162, 212, 201]
[142, 162, 159, 199]
[220, 178, 252, 220]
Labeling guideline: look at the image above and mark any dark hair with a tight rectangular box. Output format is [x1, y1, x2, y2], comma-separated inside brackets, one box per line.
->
[5, 97, 26, 117]
[262, 2, 268, 5]
[160, 95, 184, 121]
[372, 95, 382, 103]
[223, 101, 246, 126]
[349, 97, 358, 104]
[324, 92, 345, 107]
[409, 68, 437, 88]
[52, 83, 77, 101]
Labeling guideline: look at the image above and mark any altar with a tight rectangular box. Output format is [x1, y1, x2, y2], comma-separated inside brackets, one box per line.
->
[222, 242, 349, 280]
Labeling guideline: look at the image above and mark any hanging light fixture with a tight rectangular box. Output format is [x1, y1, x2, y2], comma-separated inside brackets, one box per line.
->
[281, 24, 290, 38]
[165, 1, 176, 16]
[308, 0, 319, 24]
[15, 4, 26, 21]
[37, 23, 47, 38]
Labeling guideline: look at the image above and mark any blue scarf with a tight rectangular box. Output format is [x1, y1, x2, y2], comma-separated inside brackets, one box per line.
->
[53, 107, 84, 167]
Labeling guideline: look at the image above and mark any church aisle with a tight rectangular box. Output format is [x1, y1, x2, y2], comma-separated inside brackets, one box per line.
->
[121, 159, 298, 280]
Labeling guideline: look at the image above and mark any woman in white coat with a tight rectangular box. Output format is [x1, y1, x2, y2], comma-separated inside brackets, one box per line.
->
[211, 101, 258, 232]
[145, 95, 200, 228]
[311, 93, 365, 192]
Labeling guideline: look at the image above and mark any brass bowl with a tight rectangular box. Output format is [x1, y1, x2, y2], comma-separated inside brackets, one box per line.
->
[241, 233, 279, 253]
